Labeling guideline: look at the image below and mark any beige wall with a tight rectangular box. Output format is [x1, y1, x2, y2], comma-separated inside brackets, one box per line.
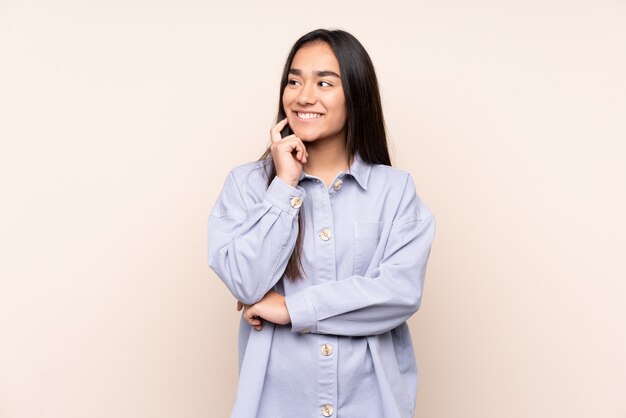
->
[1, 0, 625, 417]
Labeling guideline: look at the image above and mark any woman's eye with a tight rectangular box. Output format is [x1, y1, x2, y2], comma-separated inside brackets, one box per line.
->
[319, 81, 332, 87]
[287, 79, 301, 86]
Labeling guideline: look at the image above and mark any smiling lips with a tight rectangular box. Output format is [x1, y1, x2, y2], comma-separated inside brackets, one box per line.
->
[295, 111, 323, 120]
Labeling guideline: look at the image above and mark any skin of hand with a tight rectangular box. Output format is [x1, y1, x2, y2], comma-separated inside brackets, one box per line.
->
[236, 291, 291, 331]
[270, 118, 308, 187]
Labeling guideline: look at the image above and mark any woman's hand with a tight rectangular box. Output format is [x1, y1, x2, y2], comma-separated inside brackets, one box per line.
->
[270, 118, 308, 188]
[236, 290, 291, 331]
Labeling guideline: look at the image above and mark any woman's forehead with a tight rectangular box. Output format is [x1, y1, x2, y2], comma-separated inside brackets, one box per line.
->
[291, 42, 340, 73]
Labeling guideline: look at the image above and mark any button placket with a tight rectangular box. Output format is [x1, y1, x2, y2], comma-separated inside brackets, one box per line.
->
[313, 180, 338, 417]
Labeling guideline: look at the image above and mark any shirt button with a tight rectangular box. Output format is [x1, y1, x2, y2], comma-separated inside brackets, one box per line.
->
[300, 328, 310, 333]
[321, 404, 334, 417]
[333, 179, 343, 190]
[290, 196, 302, 209]
[318, 228, 332, 241]
[321, 343, 333, 356]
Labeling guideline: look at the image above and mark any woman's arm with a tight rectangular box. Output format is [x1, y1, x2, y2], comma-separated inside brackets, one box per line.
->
[283, 174, 436, 337]
[209, 119, 308, 305]
[207, 169, 305, 305]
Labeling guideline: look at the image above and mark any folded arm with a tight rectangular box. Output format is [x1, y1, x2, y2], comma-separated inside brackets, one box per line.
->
[208, 170, 304, 305]
[284, 174, 436, 336]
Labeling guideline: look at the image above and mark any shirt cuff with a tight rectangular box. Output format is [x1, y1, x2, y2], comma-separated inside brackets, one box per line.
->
[263, 176, 306, 217]
[284, 288, 318, 333]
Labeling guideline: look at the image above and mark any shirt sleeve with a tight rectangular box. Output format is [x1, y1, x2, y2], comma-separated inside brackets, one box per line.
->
[208, 168, 305, 305]
[284, 173, 436, 337]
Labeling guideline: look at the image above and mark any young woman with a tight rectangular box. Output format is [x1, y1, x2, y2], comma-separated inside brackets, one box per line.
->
[208, 28, 436, 418]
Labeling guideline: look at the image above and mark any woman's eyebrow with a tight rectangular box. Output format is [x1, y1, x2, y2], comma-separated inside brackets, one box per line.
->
[289, 68, 341, 78]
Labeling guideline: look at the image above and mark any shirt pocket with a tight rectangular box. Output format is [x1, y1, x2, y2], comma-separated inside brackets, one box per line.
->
[353, 221, 383, 276]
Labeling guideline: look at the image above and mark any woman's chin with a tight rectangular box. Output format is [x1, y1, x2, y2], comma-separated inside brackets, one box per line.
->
[292, 131, 318, 142]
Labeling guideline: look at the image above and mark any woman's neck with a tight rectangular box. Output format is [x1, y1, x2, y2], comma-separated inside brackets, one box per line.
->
[302, 137, 349, 176]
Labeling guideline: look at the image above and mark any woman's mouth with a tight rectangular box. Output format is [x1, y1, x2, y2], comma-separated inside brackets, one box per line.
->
[294, 111, 324, 121]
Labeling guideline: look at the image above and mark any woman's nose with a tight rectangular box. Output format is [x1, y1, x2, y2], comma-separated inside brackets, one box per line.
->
[296, 83, 317, 105]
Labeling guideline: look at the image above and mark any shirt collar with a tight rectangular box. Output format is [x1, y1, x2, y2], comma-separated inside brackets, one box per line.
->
[346, 151, 371, 190]
[298, 151, 371, 190]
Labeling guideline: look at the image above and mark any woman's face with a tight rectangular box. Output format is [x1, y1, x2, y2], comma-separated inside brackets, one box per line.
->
[282, 42, 347, 143]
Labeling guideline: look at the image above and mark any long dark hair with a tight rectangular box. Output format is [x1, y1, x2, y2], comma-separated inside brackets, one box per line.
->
[260, 28, 392, 280]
